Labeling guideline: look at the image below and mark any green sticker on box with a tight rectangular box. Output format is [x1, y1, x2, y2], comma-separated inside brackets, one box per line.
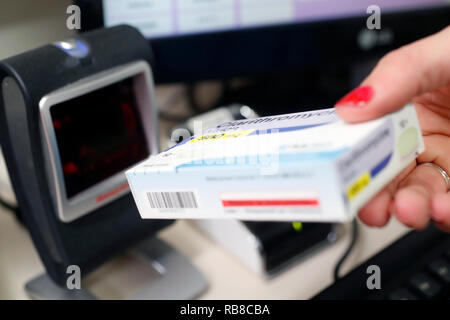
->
[397, 127, 419, 157]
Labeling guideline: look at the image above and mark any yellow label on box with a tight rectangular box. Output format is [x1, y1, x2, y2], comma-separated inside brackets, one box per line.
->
[189, 130, 254, 143]
[347, 172, 371, 200]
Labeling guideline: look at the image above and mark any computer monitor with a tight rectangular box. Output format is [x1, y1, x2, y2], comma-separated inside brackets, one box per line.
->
[78, 1, 450, 83]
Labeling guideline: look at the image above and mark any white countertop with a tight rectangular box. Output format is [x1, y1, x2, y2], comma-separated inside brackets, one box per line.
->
[0, 204, 409, 300]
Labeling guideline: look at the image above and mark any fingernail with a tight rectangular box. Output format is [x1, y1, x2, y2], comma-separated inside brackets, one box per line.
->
[335, 86, 374, 108]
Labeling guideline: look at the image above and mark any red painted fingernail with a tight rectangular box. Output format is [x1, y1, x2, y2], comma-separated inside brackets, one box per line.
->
[335, 86, 374, 108]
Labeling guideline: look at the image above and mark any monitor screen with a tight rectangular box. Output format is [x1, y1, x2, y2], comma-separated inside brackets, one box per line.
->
[102, 0, 448, 39]
[50, 78, 149, 198]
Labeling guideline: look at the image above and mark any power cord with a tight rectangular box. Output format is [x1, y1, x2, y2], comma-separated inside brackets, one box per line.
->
[333, 218, 359, 281]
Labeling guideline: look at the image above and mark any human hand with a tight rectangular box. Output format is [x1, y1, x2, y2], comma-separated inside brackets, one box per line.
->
[335, 26, 450, 232]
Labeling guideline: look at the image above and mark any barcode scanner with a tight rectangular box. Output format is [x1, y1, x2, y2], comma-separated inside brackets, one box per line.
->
[0, 25, 206, 299]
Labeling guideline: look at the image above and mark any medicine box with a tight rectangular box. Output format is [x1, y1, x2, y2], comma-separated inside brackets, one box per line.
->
[126, 105, 423, 222]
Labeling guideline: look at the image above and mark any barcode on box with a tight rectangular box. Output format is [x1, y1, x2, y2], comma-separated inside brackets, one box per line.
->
[146, 191, 199, 209]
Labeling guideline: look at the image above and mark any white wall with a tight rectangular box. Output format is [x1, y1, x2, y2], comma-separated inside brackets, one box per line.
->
[0, 0, 74, 59]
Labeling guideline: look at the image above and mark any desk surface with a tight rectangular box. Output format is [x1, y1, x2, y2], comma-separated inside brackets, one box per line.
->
[0, 205, 409, 300]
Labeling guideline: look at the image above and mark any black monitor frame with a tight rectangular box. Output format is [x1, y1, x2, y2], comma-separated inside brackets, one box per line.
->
[77, 1, 450, 83]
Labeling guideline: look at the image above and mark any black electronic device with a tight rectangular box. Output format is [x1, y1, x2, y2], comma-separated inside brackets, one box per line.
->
[245, 221, 337, 274]
[195, 218, 337, 276]
[314, 224, 450, 300]
[78, 1, 450, 83]
[0, 26, 205, 298]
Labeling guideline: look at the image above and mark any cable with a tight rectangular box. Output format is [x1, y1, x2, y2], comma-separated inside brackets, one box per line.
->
[333, 218, 359, 281]
[0, 195, 24, 227]
[0, 196, 19, 214]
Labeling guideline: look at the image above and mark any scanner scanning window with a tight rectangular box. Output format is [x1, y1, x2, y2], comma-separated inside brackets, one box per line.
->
[50, 78, 149, 198]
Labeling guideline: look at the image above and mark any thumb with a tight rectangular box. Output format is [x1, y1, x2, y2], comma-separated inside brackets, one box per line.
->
[335, 26, 450, 123]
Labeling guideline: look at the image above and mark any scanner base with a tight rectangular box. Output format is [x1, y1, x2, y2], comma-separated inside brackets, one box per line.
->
[25, 237, 207, 300]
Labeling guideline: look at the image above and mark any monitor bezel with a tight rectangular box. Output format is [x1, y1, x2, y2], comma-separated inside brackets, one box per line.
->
[76, 1, 450, 83]
[39, 61, 157, 223]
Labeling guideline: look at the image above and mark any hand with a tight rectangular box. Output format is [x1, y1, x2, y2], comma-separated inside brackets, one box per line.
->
[335, 26, 450, 232]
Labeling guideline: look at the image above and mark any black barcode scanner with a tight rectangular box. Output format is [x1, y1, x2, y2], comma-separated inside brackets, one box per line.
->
[0, 25, 205, 299]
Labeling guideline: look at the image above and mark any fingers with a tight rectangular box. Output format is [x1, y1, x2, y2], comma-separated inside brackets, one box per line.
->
[358, 135, 450, 230]
[393, 185, 432, 230]
[417, 135, 450, 179]
[413, 102, 450, 137]
[358, 188, 392, 227]
[357, 161, 416, 227]
[432, 192, 450, 232]
[395, 135, 450, 230]
[335, 26, 450, 123]
[393, 164, 449, 230]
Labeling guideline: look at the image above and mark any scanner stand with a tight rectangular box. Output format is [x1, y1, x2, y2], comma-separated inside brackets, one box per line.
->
[25, 237, 207, 300]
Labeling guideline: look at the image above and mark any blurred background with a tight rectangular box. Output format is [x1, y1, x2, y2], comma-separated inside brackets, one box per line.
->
[0, 0, 449, 300]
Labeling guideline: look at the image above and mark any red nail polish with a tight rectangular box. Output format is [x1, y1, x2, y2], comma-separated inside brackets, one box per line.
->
[335, 86, 374, 107]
